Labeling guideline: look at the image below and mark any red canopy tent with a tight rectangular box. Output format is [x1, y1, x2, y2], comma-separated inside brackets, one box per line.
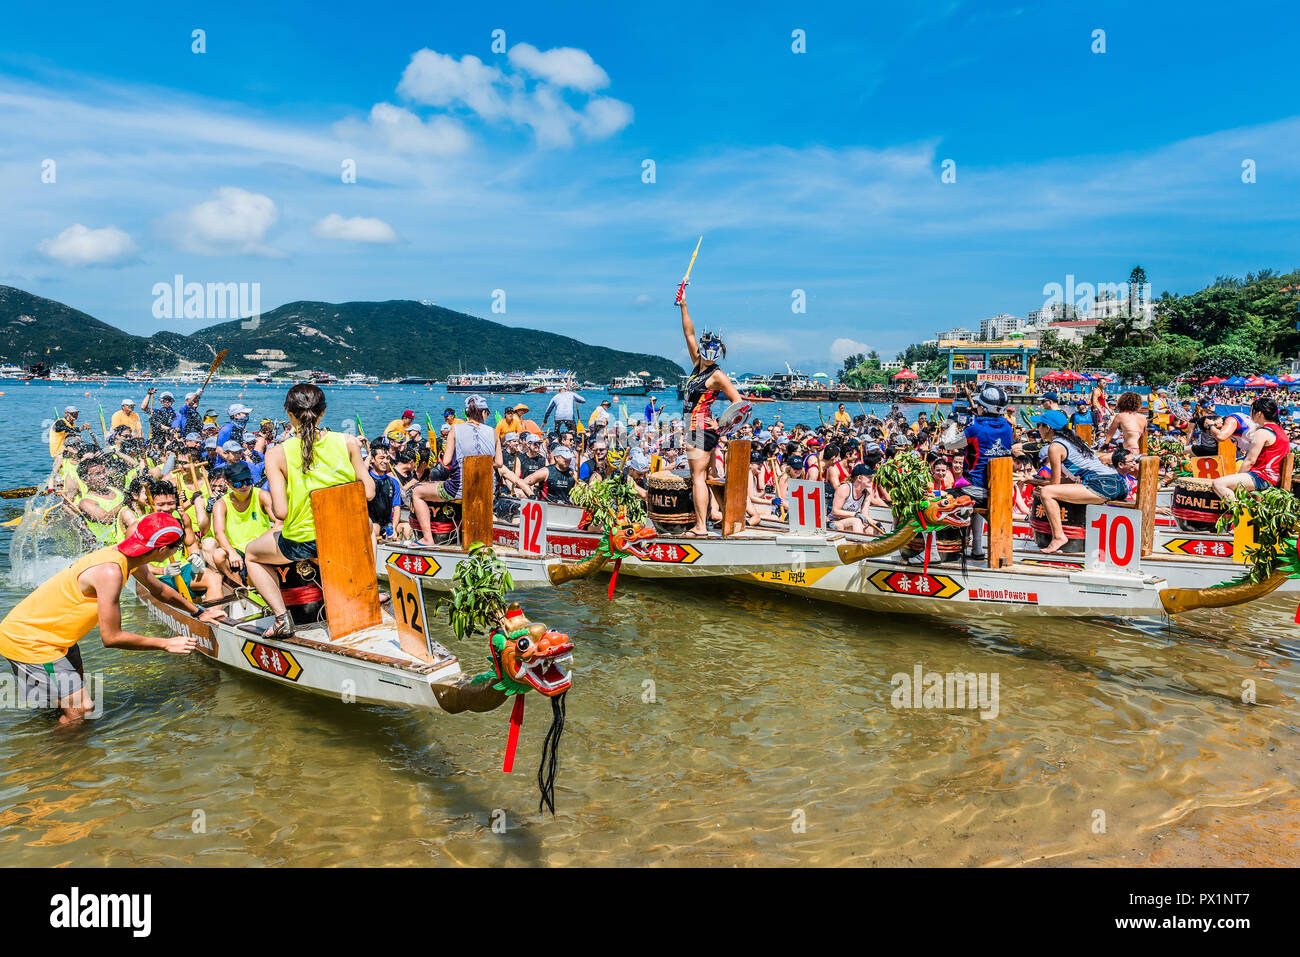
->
[892, 369, 919, 379]
[1055, 370, 1087, 382]
[1201, 376, 1226, 385]
[1243, 375, 1273, 387]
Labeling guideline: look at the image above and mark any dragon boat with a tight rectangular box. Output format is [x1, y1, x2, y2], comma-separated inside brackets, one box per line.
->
[132, 482, 576, 718]
[381, 442, 845, 589]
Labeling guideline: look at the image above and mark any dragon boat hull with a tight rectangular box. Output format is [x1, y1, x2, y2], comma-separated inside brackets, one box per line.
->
[490, 518, 841, 580]
[376, 539, 562, 589]
[734, 553, 1168, 617]
[130, 579, 482, 712]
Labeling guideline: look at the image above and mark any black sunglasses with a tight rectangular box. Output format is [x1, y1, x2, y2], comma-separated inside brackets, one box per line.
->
[231, 479, 254, 489]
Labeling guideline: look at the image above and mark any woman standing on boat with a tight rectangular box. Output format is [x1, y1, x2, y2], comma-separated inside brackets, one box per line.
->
[244, 384, 373, 637]
[678, 294, 743, 537]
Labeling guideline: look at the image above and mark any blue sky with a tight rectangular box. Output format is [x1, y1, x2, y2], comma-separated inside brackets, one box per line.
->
[1, 0, 1296, 373]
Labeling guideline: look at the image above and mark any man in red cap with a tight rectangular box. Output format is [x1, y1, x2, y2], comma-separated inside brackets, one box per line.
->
[384, 409, 416, 442]
[0, 513, 223, 725]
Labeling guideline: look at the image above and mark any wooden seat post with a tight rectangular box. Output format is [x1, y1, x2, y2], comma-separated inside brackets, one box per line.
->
[460, 454, 493, 549]
[311, 481, 381, 640]
[722, 439, 751, 536]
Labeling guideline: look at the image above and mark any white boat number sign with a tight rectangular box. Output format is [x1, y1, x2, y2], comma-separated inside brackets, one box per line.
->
[519, 501, 549, 555]
[1083, 505, 1138, 572]
[786, 479, 826, 534]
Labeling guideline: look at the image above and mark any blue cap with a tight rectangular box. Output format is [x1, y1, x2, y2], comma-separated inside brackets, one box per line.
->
[1030, 410, 1070, 430]
[1040, 391, 1060, 403]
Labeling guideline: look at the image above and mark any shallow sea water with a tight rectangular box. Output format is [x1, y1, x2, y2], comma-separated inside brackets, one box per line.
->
[1, 382, 1296, 866]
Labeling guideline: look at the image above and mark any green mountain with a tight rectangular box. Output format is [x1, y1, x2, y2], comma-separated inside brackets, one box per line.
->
[0, 286, 176, 371]
[0, 287, 685, 381]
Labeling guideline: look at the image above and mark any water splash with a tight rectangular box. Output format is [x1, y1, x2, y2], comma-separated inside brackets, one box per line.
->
[7, 494, 92, 587]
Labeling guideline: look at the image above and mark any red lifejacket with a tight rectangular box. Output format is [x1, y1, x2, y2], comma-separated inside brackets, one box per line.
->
[1249, 422, 1289, 485]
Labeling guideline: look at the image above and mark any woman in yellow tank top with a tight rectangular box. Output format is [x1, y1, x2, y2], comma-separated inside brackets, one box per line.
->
[210, 461, 275, 587]
[243, 384, 372, 636]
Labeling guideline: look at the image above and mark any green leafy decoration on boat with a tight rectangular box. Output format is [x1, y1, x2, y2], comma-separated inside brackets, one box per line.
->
[1214, 486, 1300, 585]
[570, 474, 647, 528]
[1148, 437, 1189, 475]
[873, 450, 932, 522]
[436, 541, 515, 642]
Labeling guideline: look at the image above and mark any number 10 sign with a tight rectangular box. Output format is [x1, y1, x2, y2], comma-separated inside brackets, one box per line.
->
[1083, 505, 1138, 571]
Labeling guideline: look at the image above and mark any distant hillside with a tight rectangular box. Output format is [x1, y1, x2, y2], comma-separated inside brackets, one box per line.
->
[0, 288, 684, 381]
[0, 287, 175, 370]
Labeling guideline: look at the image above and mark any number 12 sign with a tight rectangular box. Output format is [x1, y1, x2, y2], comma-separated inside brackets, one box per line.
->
[519, 501, 549, 556]
[1083, 505, 1138, 571]
[786, 479, 826, 534]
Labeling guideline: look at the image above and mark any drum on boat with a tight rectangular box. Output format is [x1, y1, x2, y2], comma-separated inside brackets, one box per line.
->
[1030, 490, 1088, 554]
[278, 559, 325, 626]
[647, 471, 694, 535]
[1171, 477, 1231, 533]
[897, 510, 965, 565]
[429, 502, 460, 545]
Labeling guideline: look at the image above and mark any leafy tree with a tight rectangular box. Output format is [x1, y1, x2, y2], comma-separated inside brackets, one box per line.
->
[1191, 343, 1268, 378]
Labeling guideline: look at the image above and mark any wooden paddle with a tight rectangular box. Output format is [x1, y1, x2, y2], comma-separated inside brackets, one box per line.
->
[675, 236, 703, 305]
[0, 486, 40, 499]
[194, 349, 229, 405]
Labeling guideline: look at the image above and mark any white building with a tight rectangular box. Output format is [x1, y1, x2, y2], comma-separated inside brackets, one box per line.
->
[1087, 290, 1155, 325]
[1028, 302, 1077, 327]
[938, 326, 975, 341]
[979, 314, 1028, 340]
[1047, 320, 1102, 343]
[881, 360, 904, 371]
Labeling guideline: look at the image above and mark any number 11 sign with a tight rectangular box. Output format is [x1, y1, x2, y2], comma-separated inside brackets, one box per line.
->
[786, 479, 826, 534]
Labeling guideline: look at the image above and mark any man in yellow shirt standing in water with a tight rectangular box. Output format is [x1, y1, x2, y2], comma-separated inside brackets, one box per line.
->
[0, 513, 224, 726]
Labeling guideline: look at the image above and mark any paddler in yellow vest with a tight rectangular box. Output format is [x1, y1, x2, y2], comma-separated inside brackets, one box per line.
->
[209, 461, 275, 588]
[74, 457, 126, 546]
[384, 409, 415, 442]
[1150, 387, 1171, 430]
[244, 384, 373, 637]
[49, 405, 91, 459]
[128, 478, 223, 605]
[0, 513, 222, 725]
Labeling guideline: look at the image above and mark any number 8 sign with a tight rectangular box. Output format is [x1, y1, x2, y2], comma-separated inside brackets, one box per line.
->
[519, 500, 548, 555]
[1083, 505, 1138, 571]
[786, 479, 826, 534]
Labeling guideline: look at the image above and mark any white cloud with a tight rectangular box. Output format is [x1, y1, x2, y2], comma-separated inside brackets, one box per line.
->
[314, 214, 398, 243]
[171, 187, 280, 256]
[830, 338, 872, 363]
[507, 44, 610, 92]
[397, 51, 508, 117]
[337, 102, 471, 156]
[38, 224, 136, 267]
[634, 293, 653, 307]
[393, 44, 631, 147]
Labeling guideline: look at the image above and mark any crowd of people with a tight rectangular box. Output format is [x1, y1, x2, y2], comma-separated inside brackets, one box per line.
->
[14, 314, 1300, 724]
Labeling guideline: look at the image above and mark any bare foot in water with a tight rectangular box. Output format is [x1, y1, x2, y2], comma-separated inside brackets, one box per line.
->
[1040, 535, 1069, 554]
